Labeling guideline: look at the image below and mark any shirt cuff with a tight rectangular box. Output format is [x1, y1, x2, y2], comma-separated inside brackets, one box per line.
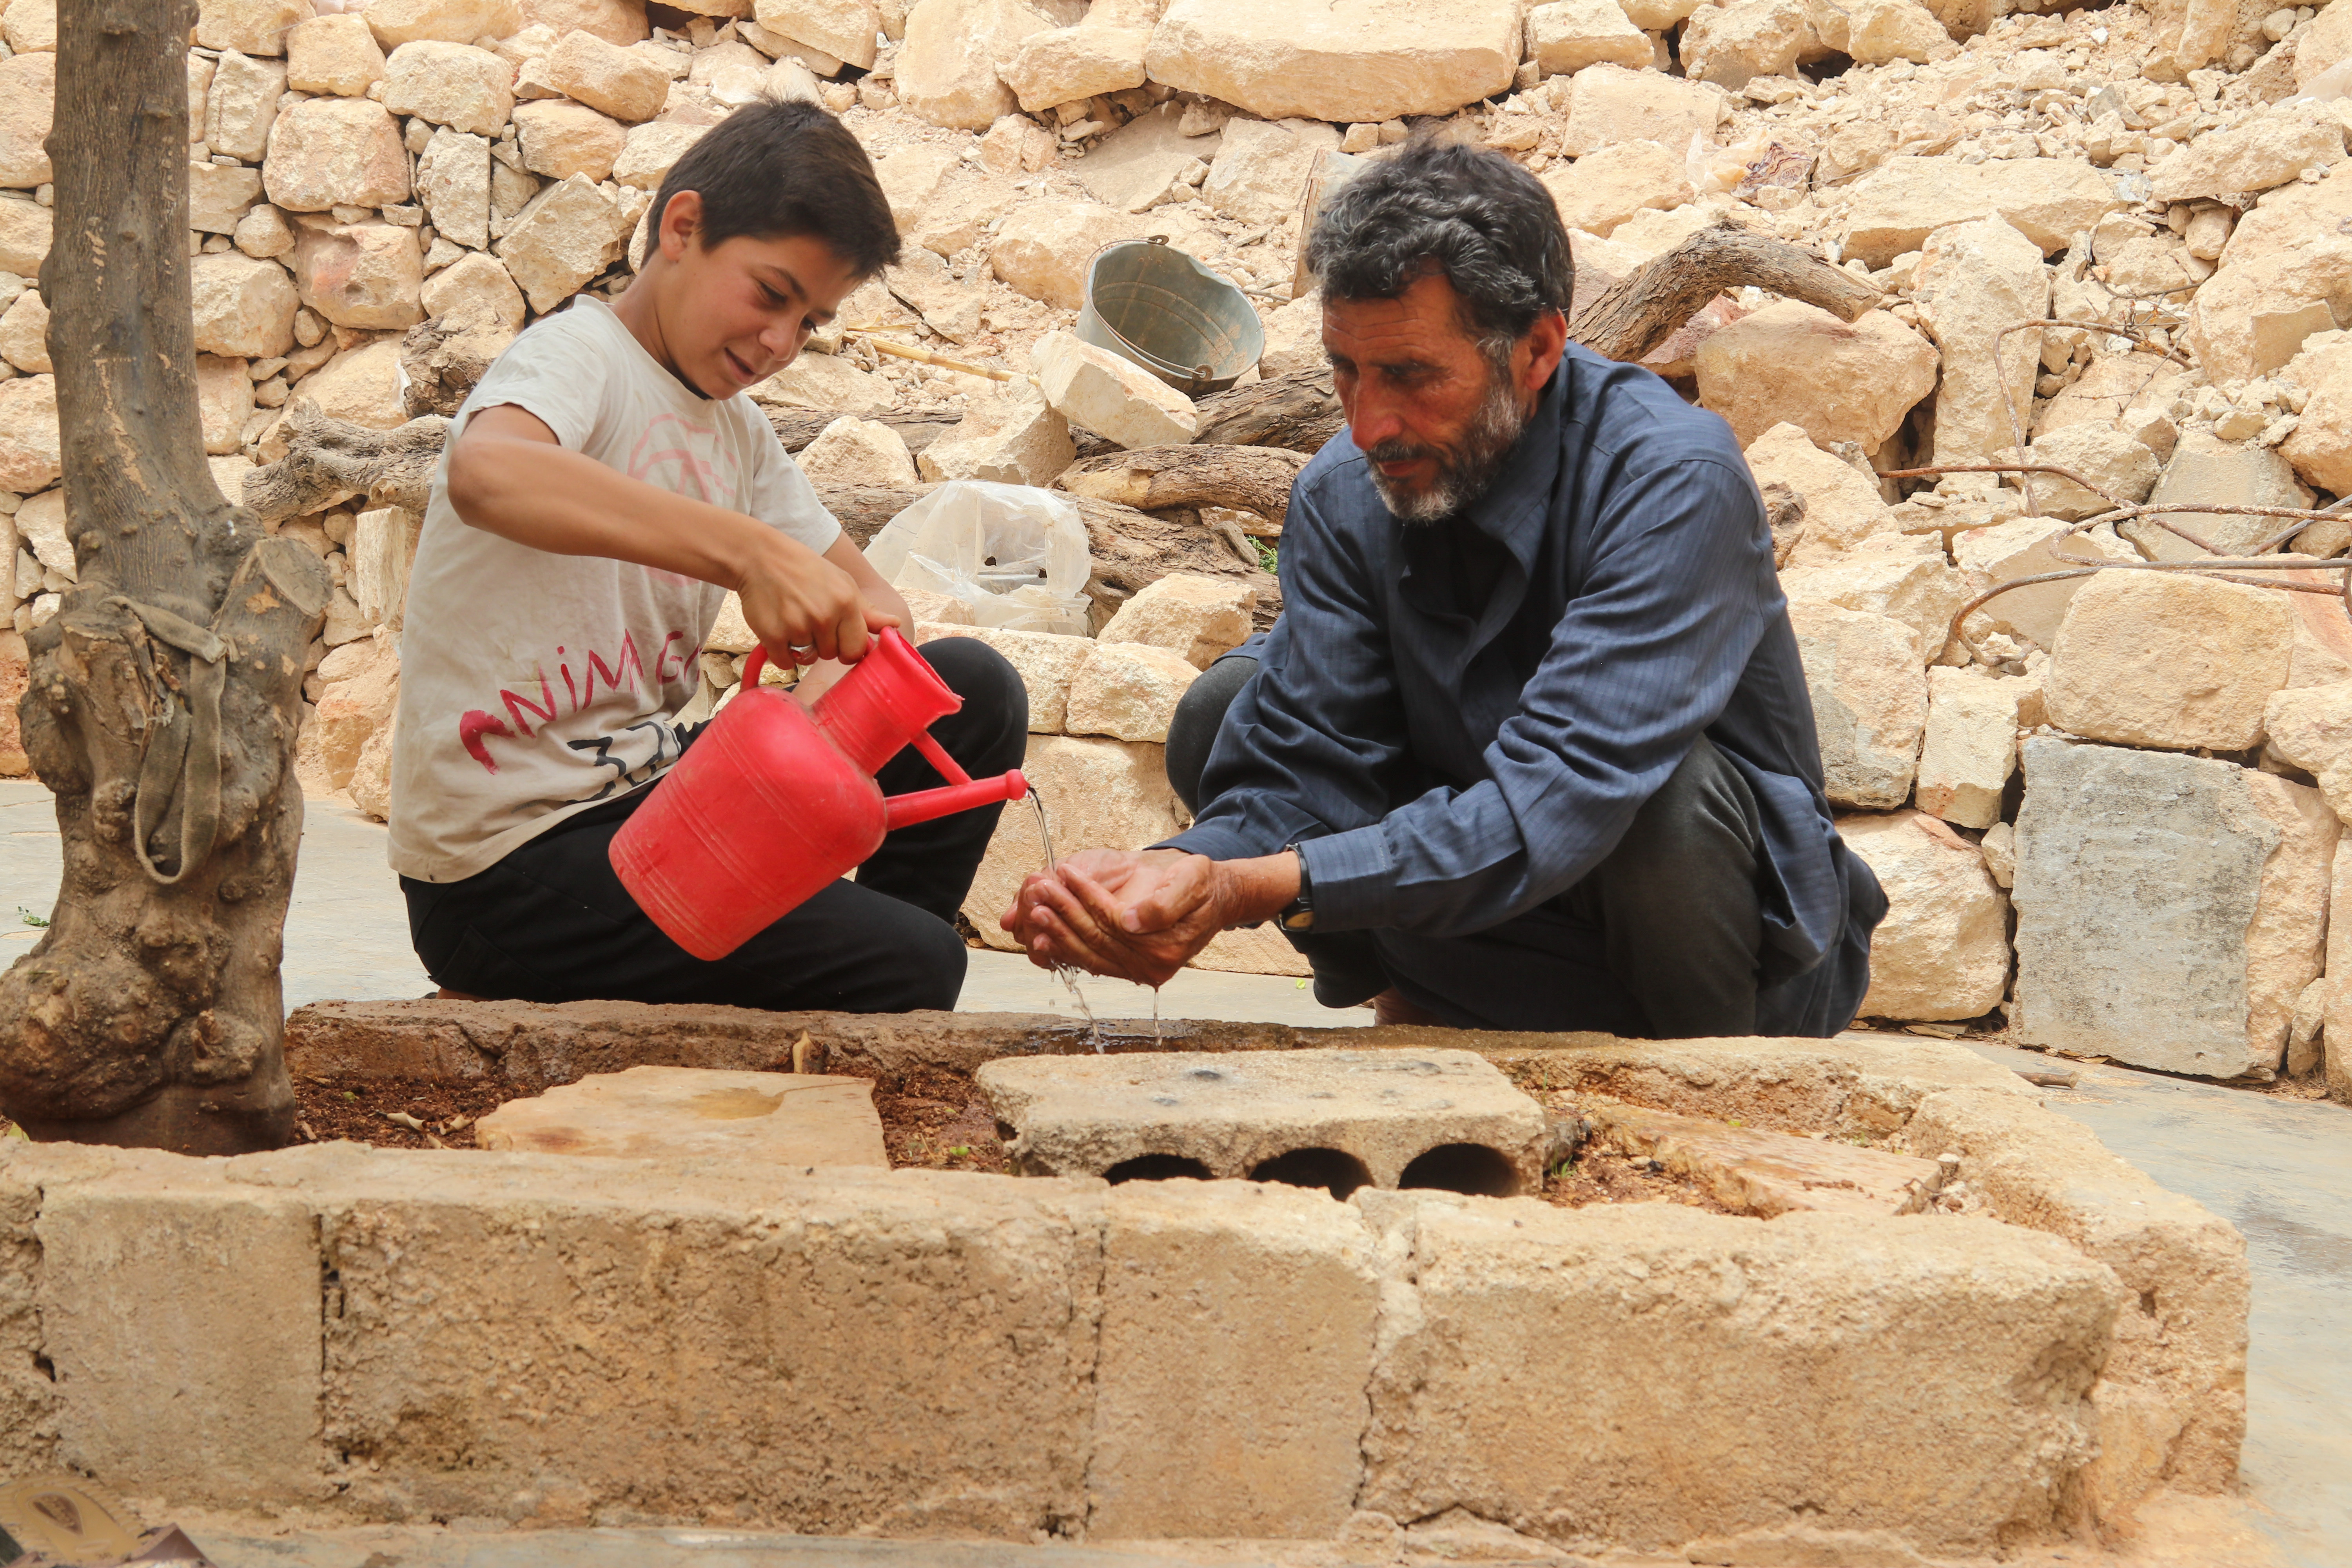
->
[1296, 826, 1396, 932]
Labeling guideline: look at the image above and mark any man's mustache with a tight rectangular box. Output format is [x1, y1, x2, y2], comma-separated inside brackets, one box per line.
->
[1366, 439, 1441, 466]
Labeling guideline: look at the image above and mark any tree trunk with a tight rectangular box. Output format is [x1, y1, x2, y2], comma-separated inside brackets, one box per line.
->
[1057, 445, 1310, 526]
[2, 0, 332, 1154]
[1566, 221, 1881, 364]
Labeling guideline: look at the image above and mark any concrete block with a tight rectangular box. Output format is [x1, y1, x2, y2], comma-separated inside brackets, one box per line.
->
[475, 1066, 889, 1166]
[34, 1157, 325, 1505]
[1034, 331, 1200, 451]
[1356, 1194, 2123, 1556]
[2013, 737, 2336, 1077]
[301, 1147, 1105, 1532]
[0, 1153, 59, 1476]
[1089, 1180, 1377, 1538]
[978, 1047, 1548, 1196]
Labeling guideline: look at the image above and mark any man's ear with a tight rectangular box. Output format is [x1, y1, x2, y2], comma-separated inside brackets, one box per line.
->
[1520, 309, 1569, 397]
[658, 190, 703, 261]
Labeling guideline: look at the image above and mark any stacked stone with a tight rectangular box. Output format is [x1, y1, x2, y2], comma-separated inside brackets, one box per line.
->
[3, 0, 2352, 1018]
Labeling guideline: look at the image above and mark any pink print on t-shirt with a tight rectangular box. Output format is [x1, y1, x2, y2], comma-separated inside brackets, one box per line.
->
[627, 412, 740, 504]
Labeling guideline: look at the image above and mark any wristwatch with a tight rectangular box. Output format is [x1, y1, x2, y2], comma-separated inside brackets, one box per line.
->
[1278, 842, 1315, 932]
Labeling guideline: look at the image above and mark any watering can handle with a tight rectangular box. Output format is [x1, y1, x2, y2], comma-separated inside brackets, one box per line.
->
[737, 643, 975, 787]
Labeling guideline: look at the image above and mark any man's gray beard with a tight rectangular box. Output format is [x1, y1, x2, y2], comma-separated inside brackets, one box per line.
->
[1365, 370, 1530, 526]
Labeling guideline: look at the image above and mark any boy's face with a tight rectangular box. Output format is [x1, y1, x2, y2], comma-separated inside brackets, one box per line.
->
[649, 193, 867, 399]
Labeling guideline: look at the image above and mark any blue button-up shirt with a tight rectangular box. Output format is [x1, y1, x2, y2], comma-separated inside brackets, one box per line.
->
[1166, 344, 1886, 1036]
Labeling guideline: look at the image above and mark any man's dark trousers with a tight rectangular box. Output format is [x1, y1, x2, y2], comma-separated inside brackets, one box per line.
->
[401, 636, 1026, 1014]
[1169, 653, 1767, 1038]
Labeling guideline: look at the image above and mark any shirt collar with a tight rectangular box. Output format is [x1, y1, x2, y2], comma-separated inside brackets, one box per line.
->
[1455, 355, 1570, 575]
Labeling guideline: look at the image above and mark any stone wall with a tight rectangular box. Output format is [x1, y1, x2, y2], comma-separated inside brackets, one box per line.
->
[7, 0, 2352, 1025]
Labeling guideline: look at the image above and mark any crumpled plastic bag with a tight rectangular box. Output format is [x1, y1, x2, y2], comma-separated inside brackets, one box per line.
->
[862, 480, 1093, 635]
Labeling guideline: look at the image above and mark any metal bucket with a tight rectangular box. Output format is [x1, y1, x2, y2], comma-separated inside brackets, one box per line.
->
[1076, 237, 1265, 397]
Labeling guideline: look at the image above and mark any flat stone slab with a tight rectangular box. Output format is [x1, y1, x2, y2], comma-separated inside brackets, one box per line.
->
[474, 1066, 888, 1167]
[1583, 1100, 1944, 1216]
[975, 1047, 1546, 1195]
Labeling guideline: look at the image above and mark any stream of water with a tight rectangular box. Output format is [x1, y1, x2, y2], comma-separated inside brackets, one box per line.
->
[1027, 793, 1162, 1051]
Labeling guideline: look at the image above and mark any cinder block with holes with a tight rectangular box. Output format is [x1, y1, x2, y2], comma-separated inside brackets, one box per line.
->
[974, 1048, 1548, 1198]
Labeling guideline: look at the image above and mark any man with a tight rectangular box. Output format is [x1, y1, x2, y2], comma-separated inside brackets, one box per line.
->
[1004, 138, 1885, 1038]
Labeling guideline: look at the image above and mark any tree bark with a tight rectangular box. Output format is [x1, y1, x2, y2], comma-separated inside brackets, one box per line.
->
[245, 400, 450, 523]
[1191, 369, 1346, 452]
[3, 0, 332, 1154]
[1566, 221, 1881, 364]
[1057, 445, 1310, 527]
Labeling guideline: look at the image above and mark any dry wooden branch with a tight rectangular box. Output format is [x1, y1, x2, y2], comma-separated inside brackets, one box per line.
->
[765, 407, 961, 456]
[4, 0, 332, 1153]
[1056, 445, 1311, 526]
[1192, 368, 1346, 453]
[1567, 221, 1880, 364]
[245, 401, 451, 523]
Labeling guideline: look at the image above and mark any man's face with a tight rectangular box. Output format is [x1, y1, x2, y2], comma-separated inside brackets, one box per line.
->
[1323, 270, 1537, 524]
[653, 195, 865, 399]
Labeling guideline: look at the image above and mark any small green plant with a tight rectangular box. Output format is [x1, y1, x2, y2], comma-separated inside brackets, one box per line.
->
[947, 1145, 973, 1159]
[16, 907, 47, 928]
[1252, 539, 1279, 575]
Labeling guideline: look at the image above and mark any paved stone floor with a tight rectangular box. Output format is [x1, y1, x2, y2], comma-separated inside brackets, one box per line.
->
[4, 780, 2344, 1564]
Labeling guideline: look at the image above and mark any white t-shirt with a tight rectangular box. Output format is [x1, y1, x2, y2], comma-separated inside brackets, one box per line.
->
[388, 298, 841, 883]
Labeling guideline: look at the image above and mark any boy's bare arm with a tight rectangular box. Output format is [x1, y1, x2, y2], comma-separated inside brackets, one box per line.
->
[448, 404, 890, 664]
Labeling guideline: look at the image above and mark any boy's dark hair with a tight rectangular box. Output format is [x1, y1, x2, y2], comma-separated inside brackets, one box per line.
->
[1305, 137, 1573, 365]
[647, 96, 900, 277]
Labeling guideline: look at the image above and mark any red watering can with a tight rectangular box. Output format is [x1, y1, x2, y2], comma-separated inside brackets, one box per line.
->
[610, 628, 1028, 960]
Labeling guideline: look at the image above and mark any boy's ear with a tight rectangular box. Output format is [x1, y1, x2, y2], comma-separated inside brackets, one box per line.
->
[658, 190, 703, 261]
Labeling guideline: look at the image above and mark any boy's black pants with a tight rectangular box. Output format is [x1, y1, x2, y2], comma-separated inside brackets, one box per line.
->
[399, 637, 1027, 1014]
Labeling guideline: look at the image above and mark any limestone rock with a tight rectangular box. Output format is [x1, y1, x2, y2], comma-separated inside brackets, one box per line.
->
[1099, 571, 1255, 669]
[746, 352, 893, 416]
[196, 0, 313, 55]
[991, 200, 1147, 309]
[0, 630, 24, 775]
[2185, 236, 2352, 384]
[1950, 515, 2135, 652]
[962, 732, 1185, 951]
[191, 252, 301, 359]
[2299, 0, 2352, 87]
[348, 715, 396, 820]
[291, 338, 412, 429]
[0, 53, 55, 190]
[2149, 104, 2345, 205]
[1915, 216, 2048, 466]
[381, 42, 514, 138]
[1065, 640, 1199, 743]
[916, 386, 1074, 486]
[1842, 0, 1953, 64]
[0, 0, 53, 52]
[290, 218, 425, 331]
[0, 375, 60, 494]
[285, 13, 389, 95]
[1679, 0, 1813, 89]
[1837, 810, 2011, 1022]
[352, 505, 421, 628]
[1556, 62, 1726, 158]
[0, 198, 51, 278]
[512, 100, 628, 181]
[543, 28, 672, 122]
[928, 625, 1095, 732]
[1005, 25, 1149, 113]
[897, 0, 1060, 129]
[2221, 164, 2352, 271]
[1527, 0, 1651, 75]
[264, 97, 411, 212]
[1837, 156, 2127, 268]
[1745, 423, 1892, 565]
[1200, 118, 1341, 226]
[495, 174, 628, 312]
[2014, 737, 2335, 1078]
[297, 635, 400, 791]
[795, 416, 919, 488]
[2034, 352, 2184, 452]
[206, 49, 287, 163]
[1915, 666, 2022, 829]
[365, 0, 524, 47]
[2009, 421, 2161, 523]
[415, 127, 492, 250]
[2127, 431, 2314, 562]
[1539, 140, 1693, 238]
[190, 161, 266, 236]
[1144, 0, 1520, 123]
[1777, 533, 1968, 665]
[236, 203, 298, 260]
[1035, 331, 1200, 450]
[2280, 334, 2352, 497]
[200, 363, 254, 457]
[2045, 571, 2292, 752]
[526, 0, 652, 45]
[753, 0, 881, 69]
[2263, 681, 2352, 826]
[0, 291, 47, 376]
[477, 1065, 889, 1165]
[612, 120, 707, 190]
[1695, 304, 1937, 451]
[1790, 604, 1927, 811]
[11, 488, 68, 578]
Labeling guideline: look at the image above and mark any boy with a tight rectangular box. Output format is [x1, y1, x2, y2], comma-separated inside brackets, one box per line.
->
[388, 99, 1026, 1013]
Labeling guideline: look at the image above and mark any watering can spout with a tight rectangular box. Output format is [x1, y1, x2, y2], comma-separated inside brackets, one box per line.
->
[884, 768, 1029, 832]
